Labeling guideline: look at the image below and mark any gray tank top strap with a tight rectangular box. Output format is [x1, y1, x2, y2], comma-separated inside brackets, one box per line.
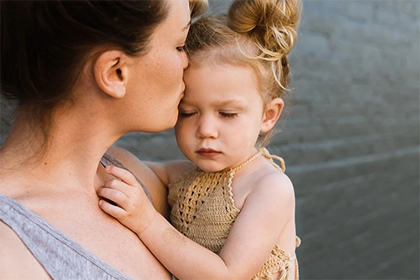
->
[0, 192, 133, 280]
[101, 152, 154, 205]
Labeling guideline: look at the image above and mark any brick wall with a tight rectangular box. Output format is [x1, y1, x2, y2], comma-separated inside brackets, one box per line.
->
[1, 0, 419, 278]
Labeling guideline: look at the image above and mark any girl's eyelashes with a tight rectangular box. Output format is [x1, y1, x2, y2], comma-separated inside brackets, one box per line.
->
[178, 110, 238, 119]
[179, 111, 196, 118]
[219, 112, 238, 119]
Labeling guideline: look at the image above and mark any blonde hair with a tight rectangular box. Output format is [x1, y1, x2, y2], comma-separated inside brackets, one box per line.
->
[189, 0, 209, 18]
[185, 0, 301, 146]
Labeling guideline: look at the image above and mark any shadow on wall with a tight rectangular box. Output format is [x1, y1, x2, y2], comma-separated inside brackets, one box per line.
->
[1, 0, 419, 279]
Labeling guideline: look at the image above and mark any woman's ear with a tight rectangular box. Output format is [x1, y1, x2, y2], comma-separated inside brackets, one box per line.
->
[260, 98, 284, 133]
[94, 50, 129, 99]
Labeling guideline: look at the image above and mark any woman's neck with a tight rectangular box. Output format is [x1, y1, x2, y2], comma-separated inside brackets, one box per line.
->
[0, 107, 122, 194]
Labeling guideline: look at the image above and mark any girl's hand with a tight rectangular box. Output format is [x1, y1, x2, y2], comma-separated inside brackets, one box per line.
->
[97, 165, 157, 234]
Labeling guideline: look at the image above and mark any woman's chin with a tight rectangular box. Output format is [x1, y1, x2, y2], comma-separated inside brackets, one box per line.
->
[143, 118, 178, 133]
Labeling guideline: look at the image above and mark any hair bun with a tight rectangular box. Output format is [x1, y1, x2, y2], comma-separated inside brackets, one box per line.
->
[228, 0, 301, 59]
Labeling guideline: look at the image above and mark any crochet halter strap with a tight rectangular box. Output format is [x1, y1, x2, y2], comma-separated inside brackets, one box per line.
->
[230, 148, 286, 173]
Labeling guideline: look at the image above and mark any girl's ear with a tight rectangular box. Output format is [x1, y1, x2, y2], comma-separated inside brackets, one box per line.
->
[260, 98, 284, 133]
[94, 50, 129, 99]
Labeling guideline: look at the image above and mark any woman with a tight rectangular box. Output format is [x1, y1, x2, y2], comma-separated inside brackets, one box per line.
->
[0, 0, 207, 279]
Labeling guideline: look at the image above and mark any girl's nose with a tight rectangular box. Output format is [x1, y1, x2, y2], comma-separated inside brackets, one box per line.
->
[196, 116, 218, 139]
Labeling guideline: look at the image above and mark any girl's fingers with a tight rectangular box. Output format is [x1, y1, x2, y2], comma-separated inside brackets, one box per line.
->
[98, 187, 129, 209]
[104, 178, 133, 194]
[105, 165, 138, 186]
[98, 199, 127, 219]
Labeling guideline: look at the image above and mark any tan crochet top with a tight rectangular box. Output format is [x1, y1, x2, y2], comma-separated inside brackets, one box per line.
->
[168, 148, 301, 280]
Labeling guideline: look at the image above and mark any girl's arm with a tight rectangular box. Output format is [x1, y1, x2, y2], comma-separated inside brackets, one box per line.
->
[144, 160, 195, 187]
[98, 165, 295, 280]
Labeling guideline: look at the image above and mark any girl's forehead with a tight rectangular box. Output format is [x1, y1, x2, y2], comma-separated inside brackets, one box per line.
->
[183, 64, 261, 99]
[185, 63, 256, 81]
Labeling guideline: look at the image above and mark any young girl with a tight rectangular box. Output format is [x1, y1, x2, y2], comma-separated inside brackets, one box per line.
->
[98, 0, 301, 279]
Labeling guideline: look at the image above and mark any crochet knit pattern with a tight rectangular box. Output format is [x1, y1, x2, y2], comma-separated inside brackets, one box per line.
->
[168, 149, 300, 280]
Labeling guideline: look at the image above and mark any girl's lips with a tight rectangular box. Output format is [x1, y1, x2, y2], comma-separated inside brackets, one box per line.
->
[196, 149, 222, 158]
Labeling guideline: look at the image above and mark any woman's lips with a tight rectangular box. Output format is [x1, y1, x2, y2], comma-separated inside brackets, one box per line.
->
[196, 149, 221, 158]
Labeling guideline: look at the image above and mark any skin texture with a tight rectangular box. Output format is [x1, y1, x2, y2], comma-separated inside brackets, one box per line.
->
[0, 0, 191, 279]
[98, 64, 297, 280]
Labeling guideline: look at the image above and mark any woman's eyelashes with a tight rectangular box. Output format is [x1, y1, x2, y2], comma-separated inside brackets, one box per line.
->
[176, 45, 186, 52]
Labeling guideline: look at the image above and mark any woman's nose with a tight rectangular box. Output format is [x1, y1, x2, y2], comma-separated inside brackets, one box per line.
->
[196, 116, 218, 139]
[182, 51, 188, 70]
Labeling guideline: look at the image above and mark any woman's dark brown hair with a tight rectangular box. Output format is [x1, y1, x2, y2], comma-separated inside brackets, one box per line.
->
[1, 0, 169, 139]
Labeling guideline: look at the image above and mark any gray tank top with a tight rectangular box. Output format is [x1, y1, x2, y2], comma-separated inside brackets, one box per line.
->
[0, 153, 154, 280]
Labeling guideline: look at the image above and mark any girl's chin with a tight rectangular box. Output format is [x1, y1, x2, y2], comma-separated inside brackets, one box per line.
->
[195, 164, 227, 173]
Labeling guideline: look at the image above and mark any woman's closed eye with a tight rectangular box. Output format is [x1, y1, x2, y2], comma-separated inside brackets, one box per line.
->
[176, 45, 186, 52]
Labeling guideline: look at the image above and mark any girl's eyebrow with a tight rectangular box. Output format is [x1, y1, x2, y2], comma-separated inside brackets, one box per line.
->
[215, 99, 246, 107]
[180, 99, 246, 108]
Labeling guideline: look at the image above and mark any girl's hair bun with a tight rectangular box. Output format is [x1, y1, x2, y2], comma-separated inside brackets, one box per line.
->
[228, 0, 301, 60]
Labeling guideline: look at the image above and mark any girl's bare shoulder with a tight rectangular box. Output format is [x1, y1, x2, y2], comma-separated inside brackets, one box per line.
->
[247, 162, 295, 211]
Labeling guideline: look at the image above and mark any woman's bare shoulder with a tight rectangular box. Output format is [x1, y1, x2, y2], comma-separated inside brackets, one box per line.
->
[106, 145, 148, 170]
[0, 221, 51, 279]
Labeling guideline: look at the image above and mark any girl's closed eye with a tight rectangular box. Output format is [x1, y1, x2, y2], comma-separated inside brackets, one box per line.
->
[179, 111, 196, 118]
[219, 112, 238, 119]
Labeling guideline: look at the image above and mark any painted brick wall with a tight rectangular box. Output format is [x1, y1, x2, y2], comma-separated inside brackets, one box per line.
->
[1, 0, 419, 279]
